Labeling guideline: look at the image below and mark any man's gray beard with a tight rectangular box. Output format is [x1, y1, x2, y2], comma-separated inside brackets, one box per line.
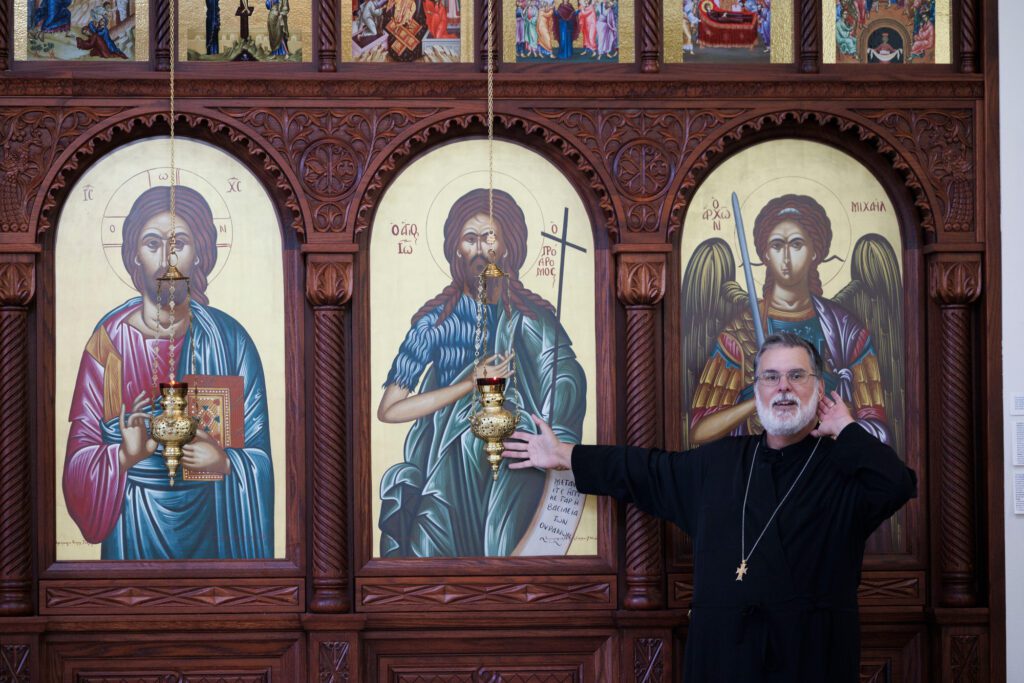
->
[755, 390, 819, 437]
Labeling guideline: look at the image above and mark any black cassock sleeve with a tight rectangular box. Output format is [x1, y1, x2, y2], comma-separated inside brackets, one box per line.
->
[831, 422, 918, 536]
[571, 444, 707, 535]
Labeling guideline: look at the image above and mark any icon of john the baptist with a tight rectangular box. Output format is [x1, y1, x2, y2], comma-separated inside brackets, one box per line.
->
[377, 188, 588, 558]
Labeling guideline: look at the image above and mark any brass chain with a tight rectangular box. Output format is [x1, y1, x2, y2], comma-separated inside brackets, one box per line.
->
[169, 0, 176, 237]
[167, 0, 178, 383]
[470, 271, 487, 420]
[486, 0, 494, 226]
[151, 282, 162, 393]
[504, 274, 520, 425]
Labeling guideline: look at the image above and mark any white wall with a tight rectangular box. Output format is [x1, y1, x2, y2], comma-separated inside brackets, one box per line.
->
[1002, 0, 1024, 678]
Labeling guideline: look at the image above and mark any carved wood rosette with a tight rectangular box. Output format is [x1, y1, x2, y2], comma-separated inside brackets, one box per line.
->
[928, 254, 981, 608]
[616, 253, 666, 610]
[306, 255, 354, 613]
[529, 109, 745, 240]
[0, 255, 34, 616]
[218, 108, 438, 237]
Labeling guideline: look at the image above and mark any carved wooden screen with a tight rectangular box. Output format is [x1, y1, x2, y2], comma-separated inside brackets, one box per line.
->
[0, 0, 1002, 680]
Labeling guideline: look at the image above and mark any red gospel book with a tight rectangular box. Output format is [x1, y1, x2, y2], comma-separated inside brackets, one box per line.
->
[181, 374, 245, 482]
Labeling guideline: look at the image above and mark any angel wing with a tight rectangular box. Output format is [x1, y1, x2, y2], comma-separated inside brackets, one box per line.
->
[832, 233, 905, 460]
[680, 237, 748, 448]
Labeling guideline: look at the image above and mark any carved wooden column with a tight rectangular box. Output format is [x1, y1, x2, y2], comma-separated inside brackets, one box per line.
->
[958, 0, 978, 74]
[306, 255, 354, 613]
[0, 0, 9, 71]
[318, 0, 338, 71]
[617, 253, 666, 610]
[155, 0, 170, 71]
[0, 255, 34, 616]
[798, 0, 819, 73]
[929, 254, 981, 608]
[479, 0, 499, 72]
[639, 0, 660, 73]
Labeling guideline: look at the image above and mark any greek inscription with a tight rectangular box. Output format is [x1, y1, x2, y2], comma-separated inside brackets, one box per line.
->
[536, 244, 558, 282]
[702, 197, 732, 231]
[391, 222, 419, 255]
[850, 200, 887, 213]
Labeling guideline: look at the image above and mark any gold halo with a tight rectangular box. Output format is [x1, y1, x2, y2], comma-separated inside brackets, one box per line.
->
[101, 164, 234, 291]
[423, 169, 548, 281]
[738, 174, 852, 290]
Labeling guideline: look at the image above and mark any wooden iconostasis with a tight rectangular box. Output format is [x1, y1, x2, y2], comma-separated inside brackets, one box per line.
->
[0, 0, 1003, 680]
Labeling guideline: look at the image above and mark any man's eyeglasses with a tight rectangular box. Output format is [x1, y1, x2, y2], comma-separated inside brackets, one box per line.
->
[755, 370, 817, 387]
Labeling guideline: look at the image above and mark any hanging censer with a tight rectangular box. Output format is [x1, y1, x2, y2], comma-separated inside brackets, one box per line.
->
[468, 252, 521, 481]
[148, 8, 199, 487]
[150, 255, 198, 486]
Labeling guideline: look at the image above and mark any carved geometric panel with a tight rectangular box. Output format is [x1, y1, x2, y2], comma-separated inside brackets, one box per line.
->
[48, 634, 302, 682]
[634, 638, 664, 683]
[860, 623, 925, 683]
[365, 631, 612, 682]
[859, 660, 890, 683]
[857, 572, 926, 606]
[668, 577, 693, 609]
[950, 634, 981, 682]
[392, 668, 579, 683]
[318, 641, 351, 683]
[73, 676, 179, 683]
[0, 644, 30, 683]
[358, 577, 614, 611]
[671, 572, 925, 608]
[74, 673, 270, 683]
[41, 579, 303, 614]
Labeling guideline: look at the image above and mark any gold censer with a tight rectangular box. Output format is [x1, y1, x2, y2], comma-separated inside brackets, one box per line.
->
[470, 377, 520, 480]
[150, 382, 198, 486]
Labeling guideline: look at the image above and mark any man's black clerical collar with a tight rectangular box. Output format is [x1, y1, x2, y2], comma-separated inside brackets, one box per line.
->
[759, 432, 819, 463]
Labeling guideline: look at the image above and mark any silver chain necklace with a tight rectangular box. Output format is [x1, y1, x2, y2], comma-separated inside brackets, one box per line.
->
[736, 436, 823, 582]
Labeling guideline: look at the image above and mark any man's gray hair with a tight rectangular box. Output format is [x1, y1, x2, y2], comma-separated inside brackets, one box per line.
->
[754, 333, 824, 377]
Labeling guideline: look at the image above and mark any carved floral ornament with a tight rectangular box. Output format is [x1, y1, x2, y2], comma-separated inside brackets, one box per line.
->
[929, 257, 982, 306]
[12, 104, 973, 251]
[0, 259, 34, 307]
[616, 254, 666, 307]
[306, 256, 353, 307]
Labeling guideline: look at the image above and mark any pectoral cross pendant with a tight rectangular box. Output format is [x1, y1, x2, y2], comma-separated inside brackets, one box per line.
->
[735, 559, 748, 581]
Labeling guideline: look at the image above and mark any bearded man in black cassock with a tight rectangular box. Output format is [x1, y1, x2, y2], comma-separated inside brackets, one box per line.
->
[504, 332, 916, 682]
